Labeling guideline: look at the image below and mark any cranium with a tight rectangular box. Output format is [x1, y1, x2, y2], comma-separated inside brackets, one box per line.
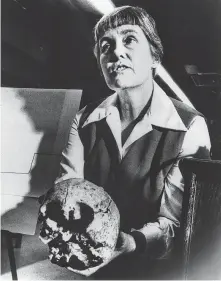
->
[38, 178, 120, 276]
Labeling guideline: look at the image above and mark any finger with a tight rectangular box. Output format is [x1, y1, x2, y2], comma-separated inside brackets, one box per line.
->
[116, 232, 124, 248]
[54, 174, 72, 184]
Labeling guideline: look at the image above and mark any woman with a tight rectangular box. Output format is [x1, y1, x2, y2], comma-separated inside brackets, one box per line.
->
[58, 5, 211, 278]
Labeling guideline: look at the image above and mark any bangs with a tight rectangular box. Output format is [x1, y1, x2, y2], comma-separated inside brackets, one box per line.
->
[94, 6, 142, 44]
[93, 5, 163, 64]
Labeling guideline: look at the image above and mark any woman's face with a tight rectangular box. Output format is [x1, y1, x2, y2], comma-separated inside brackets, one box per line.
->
[99, 24, 157, 91]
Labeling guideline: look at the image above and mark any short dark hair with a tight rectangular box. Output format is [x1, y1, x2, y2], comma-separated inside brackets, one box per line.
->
[93, 6, 163, 64]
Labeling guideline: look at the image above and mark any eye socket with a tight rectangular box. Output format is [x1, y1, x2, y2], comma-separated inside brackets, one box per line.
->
[124, 35, 137, 46]
[100, 41, 111, 54]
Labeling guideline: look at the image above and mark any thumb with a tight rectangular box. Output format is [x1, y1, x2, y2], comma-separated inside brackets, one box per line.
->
[54, 174, 72, 184]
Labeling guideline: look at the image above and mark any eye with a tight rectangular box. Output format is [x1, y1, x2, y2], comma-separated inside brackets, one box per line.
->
[124, 35, 137, 46]
[100, 41, 111, 54]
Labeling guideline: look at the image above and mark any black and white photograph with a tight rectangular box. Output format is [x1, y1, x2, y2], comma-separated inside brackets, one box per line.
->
[1, 0, 221, 280]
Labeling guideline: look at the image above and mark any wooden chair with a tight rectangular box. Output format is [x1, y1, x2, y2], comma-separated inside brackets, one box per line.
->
[178, 158, 221, 279]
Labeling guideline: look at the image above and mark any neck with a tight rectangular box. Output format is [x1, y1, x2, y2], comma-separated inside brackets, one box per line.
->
[117, 80, 154, 125]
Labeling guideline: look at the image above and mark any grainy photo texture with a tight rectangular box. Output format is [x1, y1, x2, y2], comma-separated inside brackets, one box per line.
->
[1, 0, 221, 280]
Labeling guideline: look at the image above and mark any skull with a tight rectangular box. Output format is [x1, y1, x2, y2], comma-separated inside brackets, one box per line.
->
[38, 178, 120, 276]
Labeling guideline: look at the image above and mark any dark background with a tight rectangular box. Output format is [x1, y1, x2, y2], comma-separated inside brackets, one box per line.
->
[2, 0, 221, 157]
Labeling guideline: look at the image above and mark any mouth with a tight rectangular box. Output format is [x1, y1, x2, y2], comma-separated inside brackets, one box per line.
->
[110, 64, 131, 74]
[116, 65, 128, 72]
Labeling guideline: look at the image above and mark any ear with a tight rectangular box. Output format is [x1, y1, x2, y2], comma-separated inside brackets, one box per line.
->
[151, 59, 160, 77]
[151, 58, 159, 69]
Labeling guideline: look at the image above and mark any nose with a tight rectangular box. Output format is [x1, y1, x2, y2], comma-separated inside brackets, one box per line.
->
[112, 40, 127, 60]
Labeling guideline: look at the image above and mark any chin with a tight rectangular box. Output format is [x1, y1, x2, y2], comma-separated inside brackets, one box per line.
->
[108, 79, 137, 91]
[107, 75, 150, 91]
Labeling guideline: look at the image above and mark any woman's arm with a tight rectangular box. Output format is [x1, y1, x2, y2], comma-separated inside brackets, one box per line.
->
[56, 108, 86, 183]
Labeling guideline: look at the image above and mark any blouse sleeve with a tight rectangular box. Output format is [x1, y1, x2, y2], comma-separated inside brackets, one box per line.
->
[55, 108, 86, 183]
[131, 116, 211, 258]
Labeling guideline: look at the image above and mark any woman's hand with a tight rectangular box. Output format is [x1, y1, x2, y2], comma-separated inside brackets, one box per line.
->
[88, 231, 136, 276]
[109, 231, 137, 261]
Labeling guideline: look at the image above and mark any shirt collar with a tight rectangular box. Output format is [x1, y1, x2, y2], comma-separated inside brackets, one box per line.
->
[82, 81, 187, 132]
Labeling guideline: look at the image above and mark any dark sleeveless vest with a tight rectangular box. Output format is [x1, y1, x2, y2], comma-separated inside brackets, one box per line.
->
[78, 98, 203, 232]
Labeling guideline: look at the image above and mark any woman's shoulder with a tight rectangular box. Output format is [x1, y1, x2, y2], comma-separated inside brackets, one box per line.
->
[170, 97, 204, 129]
[78, 97, 107, 129]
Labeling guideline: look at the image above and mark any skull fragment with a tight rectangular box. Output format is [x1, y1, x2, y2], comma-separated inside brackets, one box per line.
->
[38, 178, 120, 276]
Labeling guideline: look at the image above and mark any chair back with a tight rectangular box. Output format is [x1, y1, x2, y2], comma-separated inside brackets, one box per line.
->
[179, 158, 221, 279]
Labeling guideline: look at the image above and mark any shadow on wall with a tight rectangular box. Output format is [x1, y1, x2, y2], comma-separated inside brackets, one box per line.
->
[1, 88, 81, 253]
[16, 88, 66, 196]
